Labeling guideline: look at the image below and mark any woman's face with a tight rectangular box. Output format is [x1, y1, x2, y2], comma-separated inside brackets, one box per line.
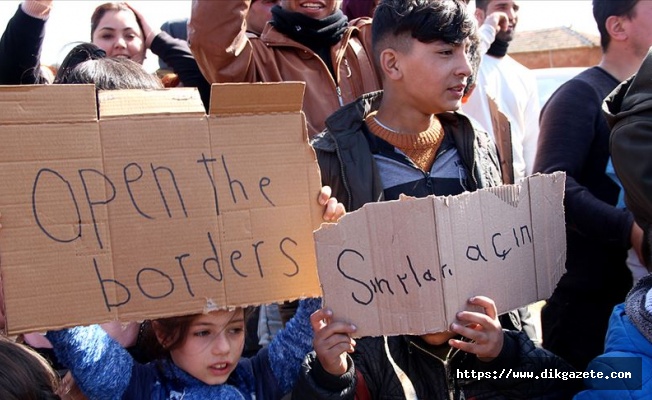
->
[91, 10, 146, 64]
[166, 309, 246, 385]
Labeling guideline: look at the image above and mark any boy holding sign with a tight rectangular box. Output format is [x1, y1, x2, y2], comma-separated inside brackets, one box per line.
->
[298, 296, 577, 399]
[294, 0, 578, 398]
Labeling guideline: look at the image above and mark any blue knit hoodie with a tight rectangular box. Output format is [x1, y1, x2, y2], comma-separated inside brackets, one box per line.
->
[47, 298, 320, 400]
[574, 275, 652, 399]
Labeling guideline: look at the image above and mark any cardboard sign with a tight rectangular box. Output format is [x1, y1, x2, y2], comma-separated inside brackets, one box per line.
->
[0, 83, 324, 335]
[314, 172, 566, 337]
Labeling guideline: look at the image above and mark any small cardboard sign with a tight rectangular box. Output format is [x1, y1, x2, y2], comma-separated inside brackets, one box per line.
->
[0, 83, 324, 335]
[314, 172, 566, 337]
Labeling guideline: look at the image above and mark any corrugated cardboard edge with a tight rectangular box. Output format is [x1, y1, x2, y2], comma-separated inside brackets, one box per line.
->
[207, 82, 319, 307]
[99, 87, 205, 118]
[314, 173, 565, 337]
[0, 84, 97, 123]
[0, 84, 103, 334]
[209, 82, 306, 115]
[484, 182, 521, 208]
[528, 171, 567, 301]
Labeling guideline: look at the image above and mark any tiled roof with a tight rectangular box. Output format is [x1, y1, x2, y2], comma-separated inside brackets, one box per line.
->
[510, 26, 600, 53]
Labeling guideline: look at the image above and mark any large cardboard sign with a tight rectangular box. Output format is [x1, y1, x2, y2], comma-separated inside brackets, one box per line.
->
[0, 83, 323, 335]
[314, 172, 566, 337]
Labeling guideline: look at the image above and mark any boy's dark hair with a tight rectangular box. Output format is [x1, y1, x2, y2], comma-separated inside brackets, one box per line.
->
[465, 31, 481, 96]
[0, 337, 61, 400]
[593, 0, 639, 51]
[54, 43, 162, 90]
[371, 0, 475, 68]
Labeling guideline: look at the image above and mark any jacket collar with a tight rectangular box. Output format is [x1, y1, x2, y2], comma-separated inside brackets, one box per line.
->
[310, 91, 383, 152]
[260, 23, 358, 54]
[312, 91, 470, 153]
[603, 48, 652, 127]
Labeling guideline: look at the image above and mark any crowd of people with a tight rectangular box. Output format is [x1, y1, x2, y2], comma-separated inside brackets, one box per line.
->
[1, 0, 651, 399]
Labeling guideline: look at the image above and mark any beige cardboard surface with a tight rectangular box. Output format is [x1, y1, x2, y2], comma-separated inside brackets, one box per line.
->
[0, 83, 323, 334]
[314, 172, 566, 338]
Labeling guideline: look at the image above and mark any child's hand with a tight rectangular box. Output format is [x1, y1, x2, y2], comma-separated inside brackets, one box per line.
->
[448, 296, 504, 362]
[310, 308, 357, 376]
[319, 186, 345, 222]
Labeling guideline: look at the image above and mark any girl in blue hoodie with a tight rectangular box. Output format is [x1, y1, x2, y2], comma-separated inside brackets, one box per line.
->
[47, 297, 320, 400]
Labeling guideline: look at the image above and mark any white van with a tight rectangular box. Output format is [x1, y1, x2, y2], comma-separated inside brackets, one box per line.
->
[532, 67, 587, 108]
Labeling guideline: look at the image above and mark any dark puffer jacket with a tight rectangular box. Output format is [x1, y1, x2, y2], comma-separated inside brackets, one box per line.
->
[311, 91, 503, 213]
[603, 47, 652, 269]
[293, 331, 579, 400]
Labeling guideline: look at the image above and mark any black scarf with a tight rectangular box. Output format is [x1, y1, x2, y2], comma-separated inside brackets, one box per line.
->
[487, 38, 509, 58]
[271, 5, 348, 77]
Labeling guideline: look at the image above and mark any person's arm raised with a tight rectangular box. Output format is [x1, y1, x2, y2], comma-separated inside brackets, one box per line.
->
[0, 0, 52, 84]
[188, 0, 256, 84]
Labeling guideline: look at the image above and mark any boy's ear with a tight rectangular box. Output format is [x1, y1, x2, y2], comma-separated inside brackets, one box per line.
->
[605, 15, 627, 43]
[379, 48, 402, 81]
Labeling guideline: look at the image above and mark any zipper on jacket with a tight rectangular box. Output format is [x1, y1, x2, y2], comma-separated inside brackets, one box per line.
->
[408, 340, 456, 399]
[266, 29, 353, 112]
[343, 58, 352, 78]
[408, 339, 474, 400]
[423, 171, 434, 195]
[336, 86, 344, 106]
[327, 130, 354, 211]
[454, 114, 479, 190]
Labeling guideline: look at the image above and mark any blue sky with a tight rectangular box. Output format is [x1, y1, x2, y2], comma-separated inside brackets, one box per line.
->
[0, 1, 598, 72]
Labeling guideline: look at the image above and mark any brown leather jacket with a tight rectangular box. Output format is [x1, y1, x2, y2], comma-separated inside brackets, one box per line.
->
[188, 0, 382, 137]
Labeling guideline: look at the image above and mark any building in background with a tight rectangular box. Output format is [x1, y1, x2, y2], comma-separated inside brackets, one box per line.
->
[510, 26, 601, 68]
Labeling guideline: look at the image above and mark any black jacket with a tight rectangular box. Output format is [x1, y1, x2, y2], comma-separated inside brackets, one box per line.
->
[293, 331, 580, 400]
[150, 31, 211, 111]
[311, 91, 503, 213]
[0, 5, 49, 84]
[534, 66, 634, 300]
[604, 48, 652, 269]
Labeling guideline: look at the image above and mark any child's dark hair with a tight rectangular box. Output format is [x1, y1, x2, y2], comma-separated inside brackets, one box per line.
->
[465, 31, 481, 96]
[54, 43, 162, 90]
[54, 42, 107, 84]
[0, 336, 61, 400]
[371, 0, 475, 66]
[137, 307, 256, 360]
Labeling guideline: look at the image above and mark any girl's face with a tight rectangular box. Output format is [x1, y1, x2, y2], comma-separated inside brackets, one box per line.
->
[168, 309, 246, 385]
[91, 10, 146, 64]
